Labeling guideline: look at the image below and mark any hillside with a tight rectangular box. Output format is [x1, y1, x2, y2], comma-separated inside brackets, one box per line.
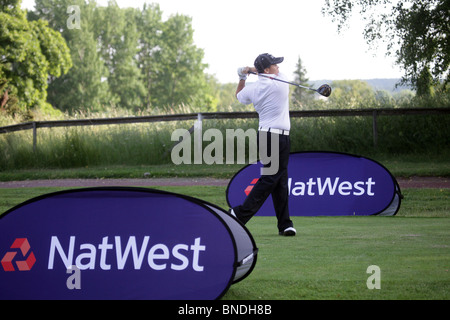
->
[310, 79, 413, 93]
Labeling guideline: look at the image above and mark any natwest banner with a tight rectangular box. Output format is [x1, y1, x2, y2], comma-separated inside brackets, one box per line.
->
[0, 187, 257, 300]
[227, 152, 402, 216]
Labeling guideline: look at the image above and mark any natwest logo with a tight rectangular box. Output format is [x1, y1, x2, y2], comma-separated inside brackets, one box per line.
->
[244, 178, 259, 196]
[48, 235, 206, 272]
[228, 152, 401, 217]
[244, 176, 376, 197]
[288, 177, 376, 197]
[1, 238, 36, 272]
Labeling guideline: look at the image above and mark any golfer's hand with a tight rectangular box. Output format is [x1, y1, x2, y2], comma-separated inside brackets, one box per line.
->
[237, 67, 249, 80]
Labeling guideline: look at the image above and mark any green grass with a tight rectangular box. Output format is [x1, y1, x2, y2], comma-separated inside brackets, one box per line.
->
[400, 189, 450, 217]
[375, 154, 450, 178]
[1, 112, 449, 171]
[225, 216, 450, 300]
[0, 186, 448, 300]
[2, 187, 447, 218]
[0, 164, 245, 181]
[0, 154, 448, 181]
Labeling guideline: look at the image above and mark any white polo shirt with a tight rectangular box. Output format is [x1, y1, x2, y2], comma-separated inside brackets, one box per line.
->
[237, 73, 290, 131]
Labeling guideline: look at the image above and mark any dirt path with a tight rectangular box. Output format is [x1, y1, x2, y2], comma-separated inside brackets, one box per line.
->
[0, 176, 448, 189]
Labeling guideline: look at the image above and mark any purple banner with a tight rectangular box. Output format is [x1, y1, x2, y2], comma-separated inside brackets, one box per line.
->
[0, 187, 257, 300]
[227, 152, 402, 216]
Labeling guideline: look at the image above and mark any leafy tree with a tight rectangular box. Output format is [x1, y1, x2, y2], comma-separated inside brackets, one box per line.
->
[94, 3, 146, 110]
[322, 0, 449, 95]
[328, 79, 376, 108]
[392, 89, 415, 105]
[149, 14, 213, 109]
[0, 0, 72, 114]
[0, 78, 19, 115]
[214, 82, 250, 111]
[29, 1, 214, 112]
[135, 3, 163, 109]
[374, 89, 394, 107]
[30, 0, 112, 112]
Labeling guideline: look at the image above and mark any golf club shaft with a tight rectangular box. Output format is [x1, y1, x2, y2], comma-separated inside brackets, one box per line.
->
[248, 71, 318, 93]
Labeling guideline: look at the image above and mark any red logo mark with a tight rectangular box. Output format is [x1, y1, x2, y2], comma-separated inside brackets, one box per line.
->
[1, 238, 36, 272]
[244, 178, 259, 196]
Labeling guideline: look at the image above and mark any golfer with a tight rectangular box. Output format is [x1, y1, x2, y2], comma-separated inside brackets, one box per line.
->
[230, 53, 296, 236]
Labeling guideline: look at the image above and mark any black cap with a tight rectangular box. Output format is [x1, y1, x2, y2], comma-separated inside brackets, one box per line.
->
[254, 53, 284, 73]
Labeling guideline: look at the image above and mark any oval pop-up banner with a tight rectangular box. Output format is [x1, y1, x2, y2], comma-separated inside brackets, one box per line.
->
[227, 152, 402, 216]
[0, 187, 257, 300]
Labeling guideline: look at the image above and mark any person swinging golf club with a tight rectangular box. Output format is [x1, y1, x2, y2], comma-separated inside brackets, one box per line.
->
[230, 53, 296, 236]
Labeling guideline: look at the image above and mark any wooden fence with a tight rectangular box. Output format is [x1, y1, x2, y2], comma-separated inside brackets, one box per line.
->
[0, 107, 449, 151]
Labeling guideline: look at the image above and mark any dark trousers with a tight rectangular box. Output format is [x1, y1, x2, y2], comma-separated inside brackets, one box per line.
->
[233, 131, 293, 232]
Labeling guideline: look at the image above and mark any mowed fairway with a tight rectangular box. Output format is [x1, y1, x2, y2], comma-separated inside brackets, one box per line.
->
[225, 215, 449, 300]
[0, 186, 448, 300]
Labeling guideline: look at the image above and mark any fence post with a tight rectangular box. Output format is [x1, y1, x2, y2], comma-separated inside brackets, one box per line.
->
[372, 111, 378, 148]
[194, 113, 203, 164]
[32, 122, 37, 152]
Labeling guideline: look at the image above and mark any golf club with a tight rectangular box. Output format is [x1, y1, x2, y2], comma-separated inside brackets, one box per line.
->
[248, 71, 332, 97]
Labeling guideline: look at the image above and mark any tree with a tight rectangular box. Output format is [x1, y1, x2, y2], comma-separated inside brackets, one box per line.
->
[30, 1, 214, 112]
[0, 78, 19, 115]
[30, 0, 112, 112]
[135, 3, 163, 109]
[94, 3, 146, 110]
[149, 14, 213, 109]
[322, 0, 449, 95]
[291, 56, 314, 108]
[0, 0, 72, 114]
[328, 80, 376, 108]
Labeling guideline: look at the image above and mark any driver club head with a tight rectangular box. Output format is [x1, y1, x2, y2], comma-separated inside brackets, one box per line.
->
[317, 84, 332, 97]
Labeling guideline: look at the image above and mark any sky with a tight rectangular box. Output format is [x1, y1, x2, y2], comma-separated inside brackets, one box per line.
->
[21, 0, 404, 83]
